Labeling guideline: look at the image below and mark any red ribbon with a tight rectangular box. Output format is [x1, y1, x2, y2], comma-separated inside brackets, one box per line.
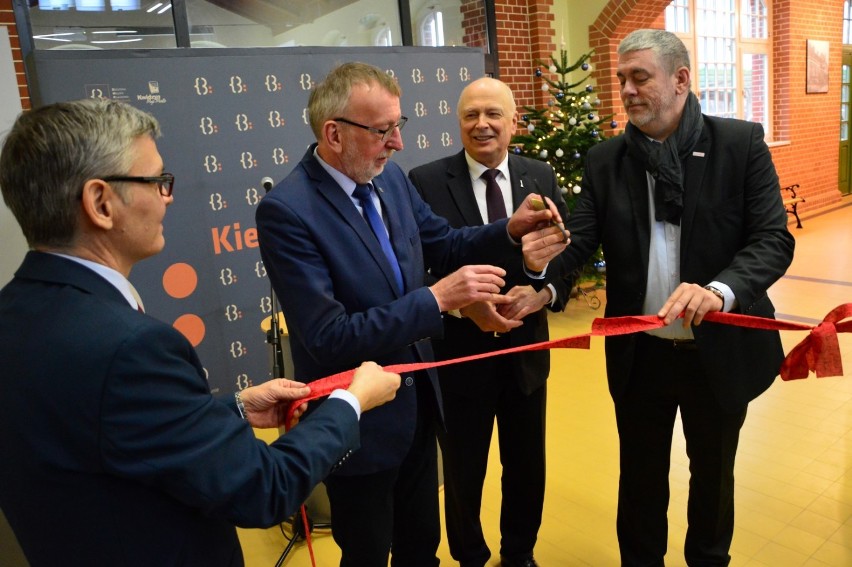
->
[777, 304, 852, 379]
[284, 304, 852, 426]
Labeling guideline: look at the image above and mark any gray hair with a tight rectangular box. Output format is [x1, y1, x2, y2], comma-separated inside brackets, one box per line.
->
[307, 61, 402, 139]
[0, 98, 160, 248]
[619, 29, 691, 77]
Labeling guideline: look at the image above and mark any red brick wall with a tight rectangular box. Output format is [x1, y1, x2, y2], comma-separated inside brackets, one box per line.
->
[492, 0, 556, 110]
[1, 0, 29, 110]
[460, 0, 489, 52]
[767, 0, 845, 210]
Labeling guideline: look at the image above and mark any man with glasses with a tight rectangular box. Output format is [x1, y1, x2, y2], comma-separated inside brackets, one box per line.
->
[255, 62, 569, 566]
[0, 98, 403, 566]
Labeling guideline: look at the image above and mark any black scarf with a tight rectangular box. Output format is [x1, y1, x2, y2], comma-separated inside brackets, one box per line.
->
[624, 91, 703, 225]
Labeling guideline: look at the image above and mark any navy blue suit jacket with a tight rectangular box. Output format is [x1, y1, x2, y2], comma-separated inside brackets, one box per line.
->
[409, 151, 573, 395]
[255, 146, 522, 474]
[565, 117, 795, 410]
[0, 252, 361, 566]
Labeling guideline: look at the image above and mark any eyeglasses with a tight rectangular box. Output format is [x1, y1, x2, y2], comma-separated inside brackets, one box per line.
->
[332, 116, 408, 143]
[102, 173, 175, 197]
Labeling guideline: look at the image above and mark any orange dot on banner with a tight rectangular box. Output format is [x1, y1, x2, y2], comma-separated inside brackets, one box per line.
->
[173, 314, 205, 347]
[162, 263, 198, 299]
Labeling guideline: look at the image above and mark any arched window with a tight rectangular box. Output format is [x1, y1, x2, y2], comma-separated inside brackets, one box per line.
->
[375, 26, 393, 47]
[420, 8, 445, 47]
[666, 0, 772, 138]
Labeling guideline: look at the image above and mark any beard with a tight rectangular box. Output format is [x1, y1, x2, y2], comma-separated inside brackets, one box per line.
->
[341, 142, 394, 184]
[624, 89, 676, 130]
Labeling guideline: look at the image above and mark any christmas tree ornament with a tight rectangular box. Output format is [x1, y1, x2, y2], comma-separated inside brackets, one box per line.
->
[511, 49, 614, 283]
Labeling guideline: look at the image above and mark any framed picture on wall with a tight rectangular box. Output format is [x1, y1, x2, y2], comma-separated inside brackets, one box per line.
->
[806, 39, 829, 94]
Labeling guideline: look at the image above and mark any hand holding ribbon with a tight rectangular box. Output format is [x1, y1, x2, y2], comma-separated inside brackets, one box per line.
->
[282, 304, 852, 426]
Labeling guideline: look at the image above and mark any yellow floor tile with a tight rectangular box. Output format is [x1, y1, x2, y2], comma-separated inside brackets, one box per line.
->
[238, 202, 852, 566]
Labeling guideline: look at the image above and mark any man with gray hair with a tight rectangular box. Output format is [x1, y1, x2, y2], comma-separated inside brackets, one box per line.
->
[0, 98, 402, 566]
[560, 29, 794, 565]
[256, 62, 569, 566]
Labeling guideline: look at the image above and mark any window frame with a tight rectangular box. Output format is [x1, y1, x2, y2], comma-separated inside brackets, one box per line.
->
[667, 0, 774, 139]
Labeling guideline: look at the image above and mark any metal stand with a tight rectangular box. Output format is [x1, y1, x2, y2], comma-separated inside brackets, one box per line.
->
[266, 298, 285, 378]
[260, 176, 333, 566]
[263, 175, 286, 379]
[574, 285, 602, 310]
[274, 506, 332, 567]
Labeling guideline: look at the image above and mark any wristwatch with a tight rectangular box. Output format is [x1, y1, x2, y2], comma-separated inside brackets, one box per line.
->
[703, 285, 725, 311]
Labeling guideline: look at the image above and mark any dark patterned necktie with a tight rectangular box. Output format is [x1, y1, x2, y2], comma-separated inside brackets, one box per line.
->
[353, 183, 404, 294]
[481, 169, 507, 222]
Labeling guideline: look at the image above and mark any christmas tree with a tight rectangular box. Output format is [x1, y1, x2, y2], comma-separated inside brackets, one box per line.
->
[511, 49, 616, 287]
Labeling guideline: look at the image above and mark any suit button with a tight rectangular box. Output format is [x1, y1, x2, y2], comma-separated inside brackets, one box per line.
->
[404, 376, 414, 387]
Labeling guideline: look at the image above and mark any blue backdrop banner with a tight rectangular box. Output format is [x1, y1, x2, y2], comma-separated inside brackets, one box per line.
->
[29, 46, 483, 396]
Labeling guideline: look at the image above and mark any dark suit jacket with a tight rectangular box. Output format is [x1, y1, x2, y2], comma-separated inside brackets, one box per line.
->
[409, 151, 573, 395]
[564, 116, 795, 410]
[255, 146, 523, 475]
[0, 252, 361, 567]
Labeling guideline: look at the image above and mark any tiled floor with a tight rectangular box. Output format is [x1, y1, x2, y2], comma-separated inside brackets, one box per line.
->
[239, 201, 852, 566]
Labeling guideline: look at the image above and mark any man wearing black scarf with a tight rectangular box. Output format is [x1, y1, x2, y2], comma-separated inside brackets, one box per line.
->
[561, 29, 795, 566]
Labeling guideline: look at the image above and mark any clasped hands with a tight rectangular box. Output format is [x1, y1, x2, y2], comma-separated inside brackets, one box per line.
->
[430, 194, 568, 332]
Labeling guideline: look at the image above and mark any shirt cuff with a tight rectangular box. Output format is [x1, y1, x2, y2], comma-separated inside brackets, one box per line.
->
[505, 222, 521, 246]
[330, 389, 361, 420]
[546, 283, 557, 307]
[707, 280, 735, 312]
[524, 261, 548, 279]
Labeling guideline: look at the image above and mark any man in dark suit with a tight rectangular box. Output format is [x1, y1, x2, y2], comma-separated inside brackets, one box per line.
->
[408, 77, 572, 567]
[562, 30, 795, 566]
[0, 99, 402, 567]
[255, 62, 568, 567]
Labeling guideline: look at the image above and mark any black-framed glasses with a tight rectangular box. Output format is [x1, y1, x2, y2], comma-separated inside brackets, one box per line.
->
[102, 173, 175, 197]
[333, 116, 408, 143]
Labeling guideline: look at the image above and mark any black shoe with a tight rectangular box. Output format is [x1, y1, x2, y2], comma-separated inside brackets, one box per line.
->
[500, 556, 539, 567]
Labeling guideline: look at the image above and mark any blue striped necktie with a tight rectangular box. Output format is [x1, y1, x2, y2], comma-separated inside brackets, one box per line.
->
[353, 183, 404, 294]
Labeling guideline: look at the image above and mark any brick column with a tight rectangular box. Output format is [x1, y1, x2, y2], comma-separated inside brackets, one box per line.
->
[1, 0, 30, 110]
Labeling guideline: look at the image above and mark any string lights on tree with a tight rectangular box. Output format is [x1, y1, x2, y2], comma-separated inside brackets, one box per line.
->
[512, 49, 616, 286]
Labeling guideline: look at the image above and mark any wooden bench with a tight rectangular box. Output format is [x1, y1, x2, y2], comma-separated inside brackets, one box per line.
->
[782, 183, 805, 229]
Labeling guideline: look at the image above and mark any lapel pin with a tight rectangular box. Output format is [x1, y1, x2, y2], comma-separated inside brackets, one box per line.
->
[692, 151, 705, 157]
